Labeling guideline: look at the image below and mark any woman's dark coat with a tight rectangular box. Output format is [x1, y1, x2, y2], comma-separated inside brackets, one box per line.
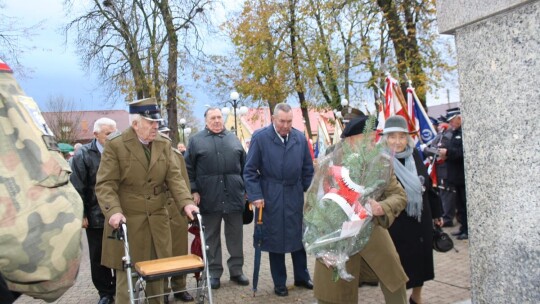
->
[389, 149, 442, 288]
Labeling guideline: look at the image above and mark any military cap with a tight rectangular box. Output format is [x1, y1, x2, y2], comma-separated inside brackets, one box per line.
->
[341, 115, 369, 138]
[342, 107, 365, 121]
[128, 97, 162, 121]
[445, 107, 461, 122]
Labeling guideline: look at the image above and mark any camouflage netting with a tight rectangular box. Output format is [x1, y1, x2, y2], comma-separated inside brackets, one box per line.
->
[0, 71, 83, 302]
[303, 119, 392, 281]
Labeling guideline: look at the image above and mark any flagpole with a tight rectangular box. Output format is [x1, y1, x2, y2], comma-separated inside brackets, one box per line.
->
[391, 79, 417, 136]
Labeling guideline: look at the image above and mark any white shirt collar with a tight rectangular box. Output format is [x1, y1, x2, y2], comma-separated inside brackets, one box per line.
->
[273, 125, 288, 143]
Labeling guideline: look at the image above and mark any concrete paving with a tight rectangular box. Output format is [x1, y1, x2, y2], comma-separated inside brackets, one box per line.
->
[15, 223, 471, 304]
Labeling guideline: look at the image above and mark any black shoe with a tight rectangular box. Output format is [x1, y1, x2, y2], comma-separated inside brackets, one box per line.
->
[230, 274, 249, 286]
[293, 280, 313, 290]
[174, 291, 194, 302]
[409, 296, 418, 304]
[451, 230, 463, 236]
[359, 281, 379, 287]
[457, 233, 469, 240]
[442, 221, 454, 227]
[98, 296, 114, 304]
[274, 286, 288, 297]
[210, 278, 220, 289]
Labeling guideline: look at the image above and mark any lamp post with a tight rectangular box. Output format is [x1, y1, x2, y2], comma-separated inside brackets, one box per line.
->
[222, 91, 248, 136]
[179, 118, 191, 144]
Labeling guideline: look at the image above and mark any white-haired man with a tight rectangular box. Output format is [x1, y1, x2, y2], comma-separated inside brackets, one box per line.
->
[96, 98, 198, 304]
[70, 117, 118, 304]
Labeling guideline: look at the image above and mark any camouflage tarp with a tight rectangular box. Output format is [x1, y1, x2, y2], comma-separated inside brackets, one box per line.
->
[0, 69, 84, 302]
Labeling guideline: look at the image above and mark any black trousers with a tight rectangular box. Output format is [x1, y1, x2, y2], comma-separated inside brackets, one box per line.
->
[453, 185, 468, 234]
[86, 228, 116, 298]
[0, 273, 20, 304]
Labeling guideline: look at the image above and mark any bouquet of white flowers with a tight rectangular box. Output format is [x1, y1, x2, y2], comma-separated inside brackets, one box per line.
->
[303, 117, 392, 281]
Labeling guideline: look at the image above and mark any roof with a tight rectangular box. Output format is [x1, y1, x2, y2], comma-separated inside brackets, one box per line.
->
[42, 110, 130, 142]
[239, 107, 336, 136]
[427, 102, 461, 119]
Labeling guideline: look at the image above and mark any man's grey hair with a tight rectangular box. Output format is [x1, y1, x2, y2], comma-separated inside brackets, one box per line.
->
[129, 114, 142, 125]
[94, 117, 117, 133]
[273, 103, 292, 115]
[379, 133, 415, 149]
[204, 107, 222, 118]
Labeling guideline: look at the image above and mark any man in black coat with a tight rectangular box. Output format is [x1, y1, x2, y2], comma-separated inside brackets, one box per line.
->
[438, 108, 468, 240]
[185, 107, 248, 290]
[70, 117, 118, 304]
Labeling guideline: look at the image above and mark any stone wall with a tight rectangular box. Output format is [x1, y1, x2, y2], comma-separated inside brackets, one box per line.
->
[437, 1, 540, 303]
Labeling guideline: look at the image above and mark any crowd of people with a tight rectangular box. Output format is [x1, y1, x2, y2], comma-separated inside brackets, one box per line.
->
[65, 96, 465, 304]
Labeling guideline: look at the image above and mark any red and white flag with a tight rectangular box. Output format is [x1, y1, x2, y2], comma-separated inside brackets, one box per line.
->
[375, 75, 414, 141]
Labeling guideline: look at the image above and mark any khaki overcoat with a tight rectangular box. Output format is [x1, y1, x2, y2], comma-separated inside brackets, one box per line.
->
[165, 149, 191, 289]
[313, 174, 408, 303]
[96, 127, 193, 270]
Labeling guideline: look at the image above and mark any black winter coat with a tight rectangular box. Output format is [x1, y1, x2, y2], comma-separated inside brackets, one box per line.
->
[185, 128, 246, 214]
[444, 127, 465, 186]
[389, 149, 442, 289]
[69, 139, 105, 228]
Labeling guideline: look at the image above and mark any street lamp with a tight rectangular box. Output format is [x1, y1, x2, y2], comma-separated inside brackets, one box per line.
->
[179, 118, 191, 144]
[222, 91, 248, 135]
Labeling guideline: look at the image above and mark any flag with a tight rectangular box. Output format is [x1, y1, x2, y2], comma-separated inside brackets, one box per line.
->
[305, 127, 315, 160]
[375, 100, 385, 142]
[376, 75, 415, 139]
[316, 119, 328, 158]
[384, 76, 409, 123]
[332, 117, 343, 145]
[407, 85, 438, 182]
[407, 87, 437, 146]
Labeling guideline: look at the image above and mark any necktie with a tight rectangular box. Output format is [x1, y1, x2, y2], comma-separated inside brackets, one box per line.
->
[143, 143, 151, 163]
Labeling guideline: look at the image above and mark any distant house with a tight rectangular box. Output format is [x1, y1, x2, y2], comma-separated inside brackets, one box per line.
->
[427, 102, 461, 120]
[223, 107, 337, 150]
[42, 110, 130, 144]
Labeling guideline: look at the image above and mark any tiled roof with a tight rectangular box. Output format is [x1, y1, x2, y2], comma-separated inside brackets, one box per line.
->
[42, 110, 130, 143]
[239, 107, 336, 135]
[427, 102, 461, 119]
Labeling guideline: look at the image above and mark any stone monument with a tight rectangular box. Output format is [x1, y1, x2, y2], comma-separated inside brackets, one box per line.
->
[436, 1, 539, 303]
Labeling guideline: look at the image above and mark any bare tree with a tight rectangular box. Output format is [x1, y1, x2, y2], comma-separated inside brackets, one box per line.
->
[0, 0, 43, 76]
[63, 0, 211, 146]
[43, 95, 83, 144]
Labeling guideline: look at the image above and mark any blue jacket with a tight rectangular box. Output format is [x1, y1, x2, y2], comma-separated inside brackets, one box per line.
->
[244, 124, 314, 253]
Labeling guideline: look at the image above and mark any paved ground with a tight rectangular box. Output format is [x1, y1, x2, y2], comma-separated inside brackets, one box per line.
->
[15, 223, 471, 304]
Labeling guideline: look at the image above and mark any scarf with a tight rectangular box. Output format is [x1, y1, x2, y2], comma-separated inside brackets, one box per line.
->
[390, 145, 423, 221]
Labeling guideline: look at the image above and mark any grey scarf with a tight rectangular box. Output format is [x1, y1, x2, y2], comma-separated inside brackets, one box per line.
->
[390, 146, 423, 221]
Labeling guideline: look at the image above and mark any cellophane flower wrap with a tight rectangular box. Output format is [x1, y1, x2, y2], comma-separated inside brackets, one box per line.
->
[303, 117, 392, 281]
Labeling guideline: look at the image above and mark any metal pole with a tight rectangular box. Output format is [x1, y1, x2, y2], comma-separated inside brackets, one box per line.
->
[182, 128, 185, 144]
[233, 101, 238, 135]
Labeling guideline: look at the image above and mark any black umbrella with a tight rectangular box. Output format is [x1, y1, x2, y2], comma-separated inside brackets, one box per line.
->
[252, 206, 264, 296]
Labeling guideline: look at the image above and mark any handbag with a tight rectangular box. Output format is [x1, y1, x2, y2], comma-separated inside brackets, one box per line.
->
[242, 199, 254, 224]
[433, 226, 454, 252]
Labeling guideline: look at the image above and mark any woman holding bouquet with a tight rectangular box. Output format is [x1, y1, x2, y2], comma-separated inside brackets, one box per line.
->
[381, 115, 443, 304]
[313, 116, 409, 304]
